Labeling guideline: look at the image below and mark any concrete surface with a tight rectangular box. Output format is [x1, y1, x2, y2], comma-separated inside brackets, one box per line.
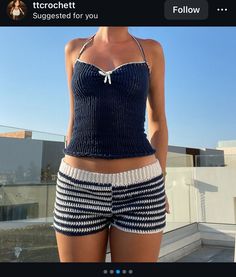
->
[176, 245, 234, 262]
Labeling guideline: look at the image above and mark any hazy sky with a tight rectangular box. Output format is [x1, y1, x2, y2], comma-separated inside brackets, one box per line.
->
[0, 27, 235, 149]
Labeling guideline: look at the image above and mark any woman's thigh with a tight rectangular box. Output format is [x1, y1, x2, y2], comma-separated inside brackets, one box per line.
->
[55, 227, 110, 262]
[109, 226, 163, 262]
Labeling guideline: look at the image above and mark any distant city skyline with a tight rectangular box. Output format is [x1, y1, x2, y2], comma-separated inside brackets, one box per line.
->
[0, 27, 236, 149]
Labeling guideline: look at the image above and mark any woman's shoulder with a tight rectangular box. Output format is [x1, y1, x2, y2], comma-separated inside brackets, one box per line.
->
[135, 36, 164, 64]
[64, 36, 90, 55]
[136, 37, 163, 53]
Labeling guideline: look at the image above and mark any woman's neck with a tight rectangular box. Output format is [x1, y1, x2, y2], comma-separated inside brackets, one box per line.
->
[95, 27, 130, 43]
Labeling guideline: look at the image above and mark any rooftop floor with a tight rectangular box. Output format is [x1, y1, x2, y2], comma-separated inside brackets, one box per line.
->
[176, 245, 234, 262]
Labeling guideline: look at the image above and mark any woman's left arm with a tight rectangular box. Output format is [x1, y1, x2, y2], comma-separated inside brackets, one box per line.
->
[146, 39, 168, 181]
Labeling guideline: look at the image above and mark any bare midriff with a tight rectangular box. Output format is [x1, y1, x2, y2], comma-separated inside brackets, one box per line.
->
[64, 154, 157, 174]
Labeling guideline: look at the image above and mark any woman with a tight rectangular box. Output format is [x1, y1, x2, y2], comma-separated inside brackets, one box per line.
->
[53, 27, 170, 262]
[10, 0, 24, 20]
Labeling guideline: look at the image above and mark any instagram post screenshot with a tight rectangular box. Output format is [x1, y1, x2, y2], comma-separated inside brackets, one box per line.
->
[0, 0, 236, 275]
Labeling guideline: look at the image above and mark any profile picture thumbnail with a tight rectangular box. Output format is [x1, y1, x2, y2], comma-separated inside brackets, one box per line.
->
[7, 0, 27, 21]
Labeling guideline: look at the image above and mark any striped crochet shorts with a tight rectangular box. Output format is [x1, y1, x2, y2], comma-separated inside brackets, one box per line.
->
[52, 157, 166, 236]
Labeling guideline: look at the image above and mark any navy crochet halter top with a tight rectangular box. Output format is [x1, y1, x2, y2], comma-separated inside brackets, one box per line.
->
[63, 33, 156, 159]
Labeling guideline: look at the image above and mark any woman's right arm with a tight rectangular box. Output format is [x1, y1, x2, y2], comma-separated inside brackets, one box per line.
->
[64, 40, 76, 147]
[64, 38, 85, 147]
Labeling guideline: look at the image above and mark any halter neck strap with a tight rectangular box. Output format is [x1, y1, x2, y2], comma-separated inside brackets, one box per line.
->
[77, 34, 96, 59]
[129, 34, 147, 62]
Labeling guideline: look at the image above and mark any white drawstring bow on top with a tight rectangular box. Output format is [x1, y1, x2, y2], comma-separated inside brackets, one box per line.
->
[98, 70, 113, 84]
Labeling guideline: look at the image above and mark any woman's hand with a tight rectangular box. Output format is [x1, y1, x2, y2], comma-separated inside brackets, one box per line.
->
[163, 173, 170, 214]
[165, 193, 170, 214]
[65, 134, 71, 147]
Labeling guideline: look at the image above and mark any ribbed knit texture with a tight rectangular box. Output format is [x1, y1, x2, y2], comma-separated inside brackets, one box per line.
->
[63, 57, 156, 159]
[59, 157, 163, 185]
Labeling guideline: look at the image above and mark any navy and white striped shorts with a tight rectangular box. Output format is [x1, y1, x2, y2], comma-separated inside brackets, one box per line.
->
[53, 158, 166, 236]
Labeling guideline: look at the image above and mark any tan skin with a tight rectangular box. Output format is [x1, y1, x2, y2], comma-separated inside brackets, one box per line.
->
[55, 27, 170, 262]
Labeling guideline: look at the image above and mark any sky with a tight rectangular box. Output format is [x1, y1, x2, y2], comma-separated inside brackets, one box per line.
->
[0, 26, 236, 149]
